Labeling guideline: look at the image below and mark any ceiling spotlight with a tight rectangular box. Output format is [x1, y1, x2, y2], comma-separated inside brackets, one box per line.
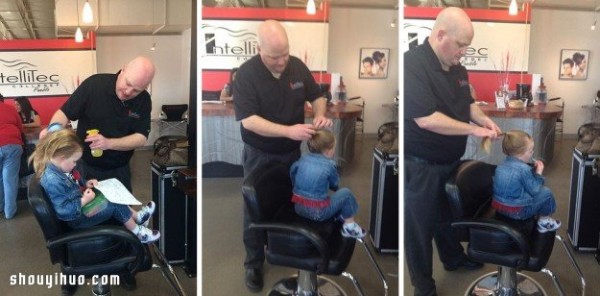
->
[82, 0, 93, 24]
[306, 0, 316, 15]
[592, 20, 597, 30]
[509, 0, 518, 15]
[150, 42, 156, 51]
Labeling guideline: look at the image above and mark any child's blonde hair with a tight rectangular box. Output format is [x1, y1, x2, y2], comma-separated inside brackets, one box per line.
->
[29, 129, 83, 177]
[307, 129, 335, 154]
[502, 130, 532, 156]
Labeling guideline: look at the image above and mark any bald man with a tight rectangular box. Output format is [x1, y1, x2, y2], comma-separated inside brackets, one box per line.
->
[233, 19, 332, 292]
[42, 56, 155, 195]
[404, 8, 501, 296]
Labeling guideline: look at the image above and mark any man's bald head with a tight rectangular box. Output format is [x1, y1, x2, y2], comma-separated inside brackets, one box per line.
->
[116, 56, 156, 101]
[429, 7, 474, 71]
[257, 20, 290, 75]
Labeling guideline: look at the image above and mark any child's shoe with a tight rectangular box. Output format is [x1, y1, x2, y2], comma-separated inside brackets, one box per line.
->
[537, 217, 561, 233]
[135, 225, 160, 244]
[136, 201, 156, 226]
[341, 222, 367, 239]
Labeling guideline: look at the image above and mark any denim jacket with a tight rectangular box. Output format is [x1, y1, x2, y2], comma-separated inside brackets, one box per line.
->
[290, 153, 339, 201]
[493, 156, 545, 207]
[40, 163, 86, 221]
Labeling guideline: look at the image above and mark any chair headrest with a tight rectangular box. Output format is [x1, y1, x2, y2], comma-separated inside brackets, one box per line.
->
[28, 176, 68, 239]
[161, 104, 188, 121]
[242, 161, 293, 222]
[446, 160, 496, 219]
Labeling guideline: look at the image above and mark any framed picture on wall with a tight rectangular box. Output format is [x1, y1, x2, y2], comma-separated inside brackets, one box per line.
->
[559, 49, 589, 80]
[359, 48, 390, 79]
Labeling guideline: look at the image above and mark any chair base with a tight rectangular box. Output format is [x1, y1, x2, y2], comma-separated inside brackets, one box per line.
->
[465, 271, 547, 296]
[268, 273, 347, 296]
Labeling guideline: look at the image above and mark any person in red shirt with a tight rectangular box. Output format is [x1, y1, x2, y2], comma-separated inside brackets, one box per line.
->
[0, 93, 24, 219]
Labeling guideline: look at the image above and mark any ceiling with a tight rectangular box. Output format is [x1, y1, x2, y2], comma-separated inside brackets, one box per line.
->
[403, 0, 600, 11]
[0, 0, 192, 40]
[1, 0, 598, 40]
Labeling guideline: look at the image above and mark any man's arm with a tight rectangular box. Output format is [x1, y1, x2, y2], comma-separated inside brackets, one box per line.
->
[87, 132, 147, 152]
[39, 109, 70, 138]
[241, 115, 315, 141]
[310, 97, 332, 128]
[414, 110, 498, 138]
[469, 103, 502, 135]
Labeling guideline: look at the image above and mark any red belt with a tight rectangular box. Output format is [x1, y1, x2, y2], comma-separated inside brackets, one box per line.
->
[291, 194, 330, 208]
[492, 199, 523, 214]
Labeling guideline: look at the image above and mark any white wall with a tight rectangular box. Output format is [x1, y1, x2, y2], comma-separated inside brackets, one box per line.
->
[529, 9, 599, 135]
[96, 29, 192, 120]
[328, 8, 399, 134]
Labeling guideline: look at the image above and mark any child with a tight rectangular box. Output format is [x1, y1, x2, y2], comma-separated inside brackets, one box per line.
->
[30, 129, 160, 243]
[492, 130, 561, 233]
[290, 129, 366, 238]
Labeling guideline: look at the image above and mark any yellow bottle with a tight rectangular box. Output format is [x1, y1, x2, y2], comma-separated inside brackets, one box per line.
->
[86, 129, 103, 157]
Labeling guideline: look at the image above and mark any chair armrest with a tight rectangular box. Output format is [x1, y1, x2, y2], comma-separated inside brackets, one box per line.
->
[47, 226, 145, 271]
[453, 219, 530, 264]
[249, 222, 329, 271]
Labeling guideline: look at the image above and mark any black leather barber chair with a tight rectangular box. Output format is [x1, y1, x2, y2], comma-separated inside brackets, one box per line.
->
[243, 161, 388, 296]
[446, 160, 585, 296]
[28, 177, 189, 296]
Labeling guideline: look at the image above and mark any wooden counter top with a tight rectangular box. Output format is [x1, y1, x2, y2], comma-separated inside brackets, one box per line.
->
[202, 102, 363, 119]
[479, 103, 563, 119]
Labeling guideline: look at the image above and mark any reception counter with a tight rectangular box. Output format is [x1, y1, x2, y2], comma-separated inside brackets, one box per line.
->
[462, 103, 563, 164]
[202, 102, 363, 176]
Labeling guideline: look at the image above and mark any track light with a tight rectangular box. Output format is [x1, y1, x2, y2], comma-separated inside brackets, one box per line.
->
[82, 0, 93, 24]
[592, 20, 597, 30]
[509, 0, 518, 15]
[306, 0, 316, 15]
[150, 42, 156, 51]
[75, 27, 83, 42]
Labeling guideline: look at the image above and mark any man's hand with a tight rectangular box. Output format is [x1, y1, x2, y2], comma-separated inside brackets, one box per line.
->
[288, 124, 316, 141]
[312, 115, 332, 128]
[471, 126, 500, 139]
[85, 133, 111, 151]
[481, 117, 502, 138]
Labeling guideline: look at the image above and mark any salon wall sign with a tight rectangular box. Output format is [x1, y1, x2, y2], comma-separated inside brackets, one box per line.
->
[0, 39, 96, 97]
[403, 7, 531, 73]
[201, 6, 330, 72]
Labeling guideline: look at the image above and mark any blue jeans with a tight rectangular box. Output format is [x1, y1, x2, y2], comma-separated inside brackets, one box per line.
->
[295, 188, 358, 221]
[66, 202, 133, 229]
[0, 145, 22, 219]
[500, 187, 557, 220]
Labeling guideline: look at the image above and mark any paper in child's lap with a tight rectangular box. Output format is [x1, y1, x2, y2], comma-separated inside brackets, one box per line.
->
[94, 178, 142, 205]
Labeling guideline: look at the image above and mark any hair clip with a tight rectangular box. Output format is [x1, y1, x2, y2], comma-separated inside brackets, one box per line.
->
[47, 122, 63, 133]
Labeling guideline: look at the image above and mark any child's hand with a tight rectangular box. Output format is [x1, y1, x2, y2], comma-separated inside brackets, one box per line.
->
[86, 179, 99, 188]
[82, 188, 96, 204]
[533, 159, 544, 175]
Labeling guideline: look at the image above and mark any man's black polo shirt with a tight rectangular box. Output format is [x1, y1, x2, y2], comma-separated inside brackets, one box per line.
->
[234, 55, 321, 154]
[404, 38, 474, 164]
[61, 73, 151, 169]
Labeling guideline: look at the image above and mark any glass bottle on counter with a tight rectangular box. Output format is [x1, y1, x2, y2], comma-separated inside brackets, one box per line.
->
[335, 76, 347, 103]
[536, 77, 547, 104]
